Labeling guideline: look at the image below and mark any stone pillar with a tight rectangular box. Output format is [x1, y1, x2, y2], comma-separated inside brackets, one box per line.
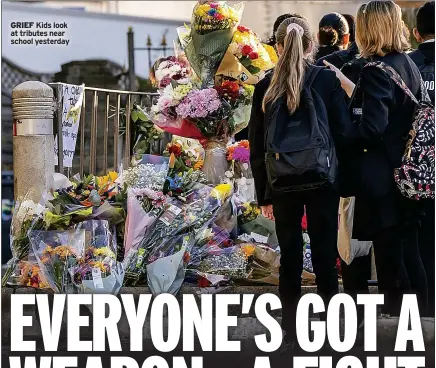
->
[12, 81, 55, 202]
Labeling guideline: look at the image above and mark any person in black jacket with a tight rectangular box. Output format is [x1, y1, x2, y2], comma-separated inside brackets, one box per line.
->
[317, 13, 372, 327]
[410, 1, 435, 104]
[315, 13, 350, 60]
[409, 0, 435, 317]
[316, 14, 359, 68]
[325, 0, 428, 317]
[249, 16, 351, 347]
[236, 13, 305, 141]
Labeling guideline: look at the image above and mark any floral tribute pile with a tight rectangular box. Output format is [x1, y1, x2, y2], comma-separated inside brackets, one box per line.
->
[150, 1, 277, 185]
[3, 1, 341, 296]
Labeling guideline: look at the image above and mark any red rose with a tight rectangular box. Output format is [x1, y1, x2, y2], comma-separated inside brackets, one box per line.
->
[248, 51, 259, 60]
[241, 45, 253, 56]
[168, 143, 182, 157]
[237, 25, 251, 33]
[216, 13, 225, 21]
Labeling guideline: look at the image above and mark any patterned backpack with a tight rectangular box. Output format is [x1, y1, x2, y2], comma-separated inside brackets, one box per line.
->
[366, 62, 435, 200]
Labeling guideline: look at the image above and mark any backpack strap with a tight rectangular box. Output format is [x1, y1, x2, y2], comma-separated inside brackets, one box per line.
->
[264, 66, 322, 152]
[363, 61, 428, 105]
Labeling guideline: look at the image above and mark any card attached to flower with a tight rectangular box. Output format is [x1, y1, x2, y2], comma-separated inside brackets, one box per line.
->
[250, 232, 269, 244]
[92, 267, 104, 289]
[160, 205, 183, 226]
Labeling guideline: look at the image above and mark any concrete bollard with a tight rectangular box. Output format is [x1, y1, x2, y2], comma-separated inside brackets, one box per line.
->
[12, 81, 55, 202]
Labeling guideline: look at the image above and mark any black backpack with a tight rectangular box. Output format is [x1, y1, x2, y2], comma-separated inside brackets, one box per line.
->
[264, 66, 337, 193]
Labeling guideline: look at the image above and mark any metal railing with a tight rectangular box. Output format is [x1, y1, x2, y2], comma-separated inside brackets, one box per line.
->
[51, 83, 160, 178]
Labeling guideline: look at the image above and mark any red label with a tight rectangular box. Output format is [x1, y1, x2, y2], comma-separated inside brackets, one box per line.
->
[13, 120, 17, 136]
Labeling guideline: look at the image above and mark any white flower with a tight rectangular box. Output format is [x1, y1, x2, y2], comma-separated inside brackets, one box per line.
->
[159, 61, 169, 70]
[229, 42, 239, 55]
[169, 65, 181, 73]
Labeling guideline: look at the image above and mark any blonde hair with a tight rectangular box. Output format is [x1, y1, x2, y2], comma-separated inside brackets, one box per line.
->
[356, 1, 410, 58]
[262, 17, 314, 114]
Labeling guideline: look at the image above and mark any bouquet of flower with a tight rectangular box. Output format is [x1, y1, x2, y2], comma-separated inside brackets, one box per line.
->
[181, 2, 244, 87]
[15, 256, 49, 289]
[2, 189, 48, 286]
[153, 56, 191, 89]
[215, 81, 254, 135]
[229, 26, 275, 76]
[118, 154, 170, 191]
[163, 138, 204, 173]
[216, 25, 276, 84]
[225, 140, 255, 203]
[189, 243, 254, 285]
[69, 221, 124, 294]
[53, 172, 120, 208]
[123, 188, 167, 258]
[238, 202, 261, 225]
[146, 233, 196, 295]
[123, 183, 231, 285]
[245, 243, 280, 286]
[30, 230, 85, 293]
[237, 202, 279, 248]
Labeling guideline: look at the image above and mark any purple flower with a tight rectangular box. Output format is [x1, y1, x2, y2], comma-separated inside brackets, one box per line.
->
[176, 88, 222, 119]
[232, 147, 250, 163]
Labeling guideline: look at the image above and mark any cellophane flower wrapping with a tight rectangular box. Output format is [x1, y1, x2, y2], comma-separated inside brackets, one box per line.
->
[226, 140, 256, 203]
[237, 202, 279, 248]
[123, 183, 232, 286]
[68, 220, 124, 294]
[146, 233, 196, 295]
[16, 251, 50, 289]
[202, 141, 229, 185]
[30, 230, 85, 293]
[2, 188, 48, 286]
[188, 243, 254, 286]
[124, 188, 167, 258]
[182, 2, 244, 88]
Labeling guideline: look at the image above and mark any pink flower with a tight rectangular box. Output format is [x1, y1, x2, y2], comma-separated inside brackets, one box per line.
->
[159, 76, 172, 88]
[210, 2, 219, 8]
[232, 146, 250, 163]
[175, 88, 221, 119]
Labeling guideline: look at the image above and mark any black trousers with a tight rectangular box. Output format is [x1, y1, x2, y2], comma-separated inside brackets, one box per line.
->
[419, 200, 435, 317]
[341, 255, 371, 325]
[272, 186, 340, 341]
[373, 223, 428, 317]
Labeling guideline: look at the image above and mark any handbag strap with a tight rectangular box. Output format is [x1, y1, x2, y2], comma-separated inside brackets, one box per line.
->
[364, 61, 430, 105]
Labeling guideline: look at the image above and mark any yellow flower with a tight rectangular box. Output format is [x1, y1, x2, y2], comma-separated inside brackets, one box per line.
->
[93, 247, 116, 259]
[241, 244, 255, 258]
[251, 57, 272, 71]
[211, 183, 232, 201]
[263, 44, 278, 64]
[193, 159, 204, 170]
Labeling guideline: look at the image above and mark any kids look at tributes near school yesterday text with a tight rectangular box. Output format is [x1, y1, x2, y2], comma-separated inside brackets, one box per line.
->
[1, 1, 435, 367]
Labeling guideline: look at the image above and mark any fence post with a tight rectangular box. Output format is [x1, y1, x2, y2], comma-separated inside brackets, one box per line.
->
[127, 27, 137, 92]
[12, 81, 55, 202]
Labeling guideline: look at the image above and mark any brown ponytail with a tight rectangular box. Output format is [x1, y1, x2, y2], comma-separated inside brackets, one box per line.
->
[262, 17, 314, 114]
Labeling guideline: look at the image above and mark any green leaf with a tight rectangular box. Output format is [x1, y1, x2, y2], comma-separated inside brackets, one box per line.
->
[138, 110, 148, 122]
[247, 65, 261, 75]
[240, 57, 252, 68]
[131, 110, 139, 122]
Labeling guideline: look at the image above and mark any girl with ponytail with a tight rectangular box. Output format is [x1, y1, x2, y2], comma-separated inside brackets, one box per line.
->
[249, 17, 351, 351]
